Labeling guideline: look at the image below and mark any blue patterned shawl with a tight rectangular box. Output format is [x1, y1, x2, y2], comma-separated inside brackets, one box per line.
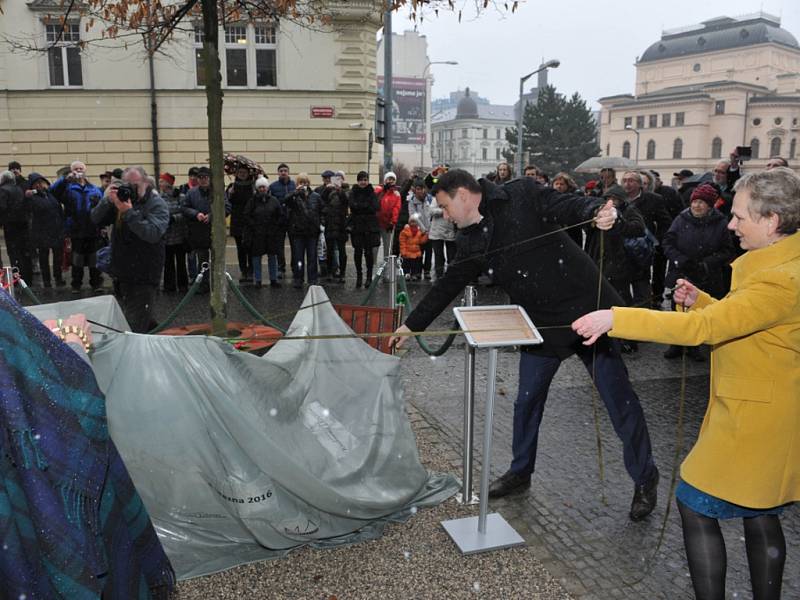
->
[0, 292, 174, 599]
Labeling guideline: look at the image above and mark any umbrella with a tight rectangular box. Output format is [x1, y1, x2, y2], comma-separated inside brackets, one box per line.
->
[574, 156, 639, 173]
[223, 153, 264, 177]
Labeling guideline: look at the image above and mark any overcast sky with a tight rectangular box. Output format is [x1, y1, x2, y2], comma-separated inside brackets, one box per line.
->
[391, 0, 800, 109]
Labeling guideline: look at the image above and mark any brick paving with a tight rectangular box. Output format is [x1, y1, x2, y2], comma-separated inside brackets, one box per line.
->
[14, 244, 800, 599]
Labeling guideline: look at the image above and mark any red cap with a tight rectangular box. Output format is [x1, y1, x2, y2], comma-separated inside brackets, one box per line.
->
[159, 172, 176, 185]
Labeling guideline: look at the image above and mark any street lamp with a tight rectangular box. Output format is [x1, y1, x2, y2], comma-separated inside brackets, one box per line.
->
[516, 59, 559, 177]
[421, 60, 458, 170]
[625, 124, 640, 165]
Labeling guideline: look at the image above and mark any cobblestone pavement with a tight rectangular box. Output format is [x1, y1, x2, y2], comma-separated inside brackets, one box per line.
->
[16, 245, 799, 599]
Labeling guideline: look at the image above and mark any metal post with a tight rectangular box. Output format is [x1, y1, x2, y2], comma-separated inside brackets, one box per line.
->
[516, 76, 526, 178]
[460, 286, 478, 504]
[3, 267, 15, 300]
[478, 347, 499, 533]
[383, 4, 393, 172]
[388, 255, 397, 310]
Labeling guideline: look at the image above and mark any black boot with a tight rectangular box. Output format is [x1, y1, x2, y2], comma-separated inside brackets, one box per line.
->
[355, 272, 363, 288]
[488, 470, 531, 498]
[365, 270, 373, 287]
[630, 468, 659, 521]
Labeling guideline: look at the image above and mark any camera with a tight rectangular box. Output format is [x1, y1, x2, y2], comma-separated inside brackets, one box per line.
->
[116, 183, 137, 202]
[735, 146, 752, 161]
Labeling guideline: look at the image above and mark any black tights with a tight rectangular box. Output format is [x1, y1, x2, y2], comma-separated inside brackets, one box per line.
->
[678, 500, 786, 600]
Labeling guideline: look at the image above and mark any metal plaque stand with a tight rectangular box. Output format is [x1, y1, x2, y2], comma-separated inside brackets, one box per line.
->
[442, 305, 543, 554]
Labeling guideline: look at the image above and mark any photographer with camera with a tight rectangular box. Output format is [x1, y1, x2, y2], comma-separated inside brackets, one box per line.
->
[91, 166, 169, 333]
[50, 161, 105, 293]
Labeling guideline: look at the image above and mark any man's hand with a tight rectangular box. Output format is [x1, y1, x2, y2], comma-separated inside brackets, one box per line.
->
[25, 189, 34, 198]
[389, 324, 412, 349]
[112, 195, 132, 214]
[673, 278, 699, 308]
[197, 212, 209, 223]
[594, 200, 618, 230]
[571, 309, 614, 346]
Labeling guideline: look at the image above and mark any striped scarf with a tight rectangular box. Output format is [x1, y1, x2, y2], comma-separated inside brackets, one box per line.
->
[0, 293, 174, 599]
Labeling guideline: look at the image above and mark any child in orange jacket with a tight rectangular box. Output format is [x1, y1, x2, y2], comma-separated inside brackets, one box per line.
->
[399, 216, 428, 281]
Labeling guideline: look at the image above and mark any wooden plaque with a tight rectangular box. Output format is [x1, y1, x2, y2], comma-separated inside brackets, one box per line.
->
[453, 305, 544, 348]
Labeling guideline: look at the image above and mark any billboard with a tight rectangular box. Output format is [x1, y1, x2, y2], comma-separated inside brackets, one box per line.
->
[377, 76, 426, 145]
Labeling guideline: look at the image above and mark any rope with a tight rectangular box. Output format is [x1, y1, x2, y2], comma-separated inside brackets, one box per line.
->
[589, 231, 607, 505]
[225, 273, 288, 334]
[396, 270, 458, 357]
[18, 279, 42, 305]
[148, 269, 207, 334]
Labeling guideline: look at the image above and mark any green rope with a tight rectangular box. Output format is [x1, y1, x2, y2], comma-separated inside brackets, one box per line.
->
[148, 272, 205, 334]
[396, 273, 458, 357]
[20, 282, 42, 305]
[226, 274, 288, 334]
[360, 259, 388, 306]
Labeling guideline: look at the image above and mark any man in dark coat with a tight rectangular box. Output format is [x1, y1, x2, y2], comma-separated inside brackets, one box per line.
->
[226, 167, 255, 283]
[391, 170, 659, 521]
[28, 172, 65, 288]
[0, 170, 33, 283]
[269, 163, 297, 278]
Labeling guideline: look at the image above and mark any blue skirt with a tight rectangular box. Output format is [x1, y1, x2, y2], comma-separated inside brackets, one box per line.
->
[676, 481, 788, 519]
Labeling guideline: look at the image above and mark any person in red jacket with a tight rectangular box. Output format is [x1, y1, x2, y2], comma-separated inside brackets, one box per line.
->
[375, 171, 401, 259]
[399, 215, 428, 281]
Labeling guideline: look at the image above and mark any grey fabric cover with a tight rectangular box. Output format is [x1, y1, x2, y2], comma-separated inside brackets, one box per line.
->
[75, 287, 458, 579]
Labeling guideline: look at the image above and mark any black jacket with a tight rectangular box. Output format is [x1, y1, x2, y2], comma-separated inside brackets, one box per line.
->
[585, 201, 646, 288]
[321, 186, 349, 238]
[0, 181, 30, 226]
[348, 184, 380, 248]
[182, 186, 231, 250]
[243, 192, 284, 256]
[286, 187, 322, 237]
[226, 178, 255, 237]
[404, 178, 625, 358]
[629, 191, 672, 241]
[30, 189, 64, 247]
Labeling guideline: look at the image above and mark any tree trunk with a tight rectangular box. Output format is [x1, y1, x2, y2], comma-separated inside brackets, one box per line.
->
[202, 0, 227, 335]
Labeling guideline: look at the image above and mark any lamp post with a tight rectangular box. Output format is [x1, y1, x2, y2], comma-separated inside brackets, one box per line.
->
[420, 60, 458, 171]
[625, 124, 640, 165]
[516, 59, 559, 177]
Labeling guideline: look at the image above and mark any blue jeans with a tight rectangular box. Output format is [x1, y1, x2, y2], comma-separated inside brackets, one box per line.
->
[511, 341, 656, 486]
[252, 254, 278, 283]
[290, 235, 318, 283]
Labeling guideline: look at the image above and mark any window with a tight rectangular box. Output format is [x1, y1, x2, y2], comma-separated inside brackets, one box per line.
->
[711, 137, 722, 159]
[496, 128, 502, 139]
[461, 145, 469, 160]
[46, 23, 82, 87]
[606, 143, 610, 156]
[496, 148, 501, 160]
[751, 138, 760, 159]
[775, 117, 783, 125]
[483, 129, 488, 139]
[714, 100, 726, 115]
[194, 25, 206, 86]
[676, 112, 685, 126]
[622, 141, 631, 159]
[791, 138, 797, 160]
[224, 25, 248, 86]
[770, 137, 782, 158]
[662, 113, 671, 127]
[673, 138, 683, 159]
[254, 25, 277, 87]
[482, 147, 488, 160]
[206, 23, 278, 88]
[636, 115, 645, 129]
[649, 114, 658, 128]
[753, 118, 762, 126]
[461, 128, 468, 139]
[646, 140, 656, 160]
[624, 116, 632, 129]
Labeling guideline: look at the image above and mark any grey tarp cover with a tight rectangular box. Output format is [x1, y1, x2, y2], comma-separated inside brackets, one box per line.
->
[31, 288, 459, 579]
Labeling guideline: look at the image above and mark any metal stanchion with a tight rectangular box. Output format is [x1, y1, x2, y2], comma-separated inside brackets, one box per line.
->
[388, 255, 397, 310]
[3, 267, 15, 300]
[478, 347, 499, 533]
[458, 286, 479, 505]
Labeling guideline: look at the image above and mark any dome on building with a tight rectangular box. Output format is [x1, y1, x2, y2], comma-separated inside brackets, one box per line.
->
[455, 87, 479, 120]
[639, 14, 799, 63]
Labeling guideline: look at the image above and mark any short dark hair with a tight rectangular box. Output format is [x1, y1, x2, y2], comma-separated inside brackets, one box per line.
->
[356, 170, 369, 181]
[412, 178, 426, 189]
[188, 166, 200, 176]
[768, 156, 789, 167]
[431, 169, 482, 197]
[277, 163, 289, 171]
[112, 168, 124, 179]
[8, 161, 21, 171]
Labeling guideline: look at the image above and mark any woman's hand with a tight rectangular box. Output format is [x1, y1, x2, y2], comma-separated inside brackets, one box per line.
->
[571, 309, 614, 346]
[43, 314, 94, 353]
[673, 278, 699, 308]
[594, 200, 618, 231]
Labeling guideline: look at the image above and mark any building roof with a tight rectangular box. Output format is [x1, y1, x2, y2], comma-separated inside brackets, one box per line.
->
[639, 13, 799, 64]
[433, 103, 514, 124]
[600, 80, 769, 108]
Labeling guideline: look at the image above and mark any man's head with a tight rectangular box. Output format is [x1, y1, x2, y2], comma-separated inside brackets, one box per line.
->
[188, 166, 200, 186]
[70, 161, 87, 180]
[99, 171, 113, 188]
[27, 172, 50, 191]
[599, 167, 616, 187]
[159, 172, 175, 194]
[196, 166, 211, 189]
[122, 165, 150, 198]
[356, 171, 369, 187]
[321, 169, 335, 185]
[649, 170, 662, 187]
[413, 179, 427, 199]
[713, 160, 731, 185]
[235, 167, 250, 181]
[766, 156, 788, 170]
[523, 165, 539, 178]
[673, 168, 694, 183]
[0, 171, 16, 185]
[621, 171, 643, 197]
[8, 161, 22, 175]
[277, 163, 290, 181]
[496, 161, 512, 181]
[430, 169, 483, 229]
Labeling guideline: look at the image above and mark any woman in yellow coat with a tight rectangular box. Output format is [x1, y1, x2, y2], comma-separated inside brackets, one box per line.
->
[572, 167, 800, 600]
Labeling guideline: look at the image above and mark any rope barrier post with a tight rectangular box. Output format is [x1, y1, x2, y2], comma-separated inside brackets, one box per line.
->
[4, 267, 15, 300]
[388, 255, 397, 312]
[458, 286, 479, 505]
[478, 347, 499, 533]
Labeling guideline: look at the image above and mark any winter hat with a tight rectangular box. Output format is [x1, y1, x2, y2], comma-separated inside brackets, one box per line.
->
[384, 171, 397, 182]
[584, 180, 598, 191]
[255, 176, 270, 189]
[321, 169, 335, 178]
[602, 184, 626, 201]
[690, 183, 719, 207]
[27, 172, 49, 187]
[159, 172, 175, 186]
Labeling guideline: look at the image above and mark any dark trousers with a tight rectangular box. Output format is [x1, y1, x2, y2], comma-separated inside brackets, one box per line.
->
[290, 235, 318, 283]
[421, 240, 432, 275]
[37, 244, 64, 285]
[430, 239, 456, 277]
[511, 343, 656, 486]
[277, 231, 287, 272]
[70, 237, 102, 290]
[233, 235, 251, 278]
[163, 244, 189, 291]
[402, 256, 422, 277]
[651, 249, 667, 307]
[117, 281, 157, 333]
[631, 277, 651, 309]
[325, 235, 347, 277]
[4, 226, 33, 284]
[353, 245, 375, 278]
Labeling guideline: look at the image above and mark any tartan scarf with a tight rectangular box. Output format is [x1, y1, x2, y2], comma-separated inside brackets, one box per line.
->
[0, 293, 174, 599]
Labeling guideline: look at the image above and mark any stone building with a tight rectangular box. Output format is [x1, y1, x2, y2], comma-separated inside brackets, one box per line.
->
[430, 88, 514, 177]
[0, 0, 383, 184]
[599, 13, 800, 174]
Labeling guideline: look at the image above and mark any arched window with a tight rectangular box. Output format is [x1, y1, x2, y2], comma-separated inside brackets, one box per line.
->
[751, 138, 760, 159]
[673, 138, 683, 159]
[711, 137, 722, 159]
[770, 137, 782, 158]
[790, 138, 797, 160]
[646, 139, 656, 160]
[622, 141, 631, 159]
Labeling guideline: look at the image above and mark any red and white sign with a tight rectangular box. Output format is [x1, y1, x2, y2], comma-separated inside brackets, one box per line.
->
[310, 106, 335, 118]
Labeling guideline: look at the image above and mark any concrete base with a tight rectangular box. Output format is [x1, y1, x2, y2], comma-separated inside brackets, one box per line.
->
[441, 513, 526, 555]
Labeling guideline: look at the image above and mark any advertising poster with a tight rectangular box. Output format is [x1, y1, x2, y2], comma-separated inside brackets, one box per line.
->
[377, 76, 426, 145]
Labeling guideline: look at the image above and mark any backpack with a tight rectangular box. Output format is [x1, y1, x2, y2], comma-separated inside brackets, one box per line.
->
[623, 227, 657, 269]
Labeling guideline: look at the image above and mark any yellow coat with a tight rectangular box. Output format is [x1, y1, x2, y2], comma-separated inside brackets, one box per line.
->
[609, 232, 800, 508]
